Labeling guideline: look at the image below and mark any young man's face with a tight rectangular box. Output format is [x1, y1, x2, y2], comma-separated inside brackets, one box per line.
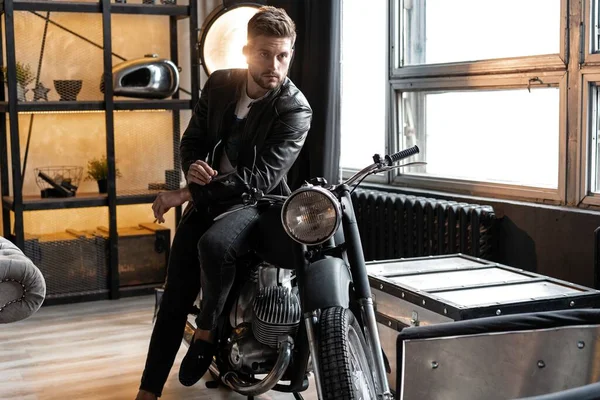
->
[244, 35, 294, 96]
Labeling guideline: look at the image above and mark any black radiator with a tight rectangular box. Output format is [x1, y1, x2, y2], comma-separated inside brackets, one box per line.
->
[351, 188, 496, 261]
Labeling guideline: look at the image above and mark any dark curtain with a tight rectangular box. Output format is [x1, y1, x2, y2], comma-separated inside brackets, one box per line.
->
[268, 0, 341, 189]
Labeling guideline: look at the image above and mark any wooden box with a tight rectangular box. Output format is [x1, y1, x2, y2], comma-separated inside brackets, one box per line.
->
[24, 229, 107, 296]
[89, 223, 170, 287]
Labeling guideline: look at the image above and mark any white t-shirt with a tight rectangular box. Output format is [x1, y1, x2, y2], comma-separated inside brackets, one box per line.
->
[220, 82, 270, 174]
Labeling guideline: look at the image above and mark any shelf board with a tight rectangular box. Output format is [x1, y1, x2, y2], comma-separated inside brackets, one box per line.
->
[10, 99, 191, 113]
[17, 101, 104, 113]
[13, 1, 102, 13]
[43, 290, 111, 306]
[119, 283, 163, 299]
[3, 193, 108, 211]
[114, 99, 192, 111]
[3, 189, 166, 211]
[111, 3, 189, 17]
[116, 189, 162, 205]
[12, 1, 189, 16]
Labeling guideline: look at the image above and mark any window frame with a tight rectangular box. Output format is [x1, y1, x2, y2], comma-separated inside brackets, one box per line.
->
[390, 0, 568, 79]
[584, 0, 600, 63]
[379, 0, 573, 204]
[579, 72, 600, 206]
[390, 71, 568, 203]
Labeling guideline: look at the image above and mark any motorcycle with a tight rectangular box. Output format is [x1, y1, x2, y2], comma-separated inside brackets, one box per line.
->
[183, 145, 423, 399]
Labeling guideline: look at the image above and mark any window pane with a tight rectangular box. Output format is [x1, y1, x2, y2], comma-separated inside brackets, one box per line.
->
[402, 0, 560, 66]
[340, 0, 387, 170]
[400, 88, 560, 188]
[591, 86, 600, 193]
[596, 0, 600, 53]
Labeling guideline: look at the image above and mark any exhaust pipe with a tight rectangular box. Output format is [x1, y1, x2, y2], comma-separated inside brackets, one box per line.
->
[223, 336, 294, 396]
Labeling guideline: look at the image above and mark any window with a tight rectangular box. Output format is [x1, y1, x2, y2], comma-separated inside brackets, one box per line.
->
[338, 1, 600, 205]
[591, 86, 600, 193]
[340, 0, 387, 171]
[400, 0, 560, 67]
[593, 0, 600, 53]
[388, 0, 568, 202]
[399, 87, 561, 189]
[580, 2, 600, 205]
[582, 77, 600, 199]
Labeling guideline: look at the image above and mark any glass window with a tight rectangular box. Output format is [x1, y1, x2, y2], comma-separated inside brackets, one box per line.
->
[591, 86, 600, 193]
[340, 0, 387, 170]
[401, 0, 560, 66]
[399, 87, 560, 188]
[595, 0, 600, 53]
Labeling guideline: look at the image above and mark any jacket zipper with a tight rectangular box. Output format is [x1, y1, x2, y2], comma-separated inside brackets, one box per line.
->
[252, 146, 257, 180]
[210, 139, 222, 166]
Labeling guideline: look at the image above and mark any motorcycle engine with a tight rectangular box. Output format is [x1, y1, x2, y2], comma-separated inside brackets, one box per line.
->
[227, 323, 279, 374]
[252, 285, 301, 348]
[226, 264, 301, 374]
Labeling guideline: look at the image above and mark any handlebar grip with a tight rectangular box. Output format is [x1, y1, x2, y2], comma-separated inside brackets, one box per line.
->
[385, 145, 419, 164]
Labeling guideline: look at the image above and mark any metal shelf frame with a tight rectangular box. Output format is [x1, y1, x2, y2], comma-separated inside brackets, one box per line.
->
[11, 0, 190, 16]
[0, 0, 199, 300]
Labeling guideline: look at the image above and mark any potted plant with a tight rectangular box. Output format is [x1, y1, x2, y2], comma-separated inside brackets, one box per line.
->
[85, 155, 121, 194]
[2, 61, 35, 101]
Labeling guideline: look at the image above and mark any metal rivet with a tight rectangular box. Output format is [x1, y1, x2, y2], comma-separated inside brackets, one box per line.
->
[496, 309, 501, 316]
[422, 300, 426, 305]
[401, 292, 405, 298]
[379, 284, 383, 290]
[578, 341, 585, 349]
[537, 360, 545, 368]
[443, 308, 448, 314]
[570, 301, 575, 307]
[431, 361, 439, 369]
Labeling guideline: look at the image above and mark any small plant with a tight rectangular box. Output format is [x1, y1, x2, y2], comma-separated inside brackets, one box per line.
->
[85, 155, 122, 181]
[2, 61, 34, 86]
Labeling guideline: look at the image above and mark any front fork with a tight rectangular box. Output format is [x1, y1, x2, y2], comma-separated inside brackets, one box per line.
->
[299, 187, 392, 399]
[359, 298, 393, 399]
[339, 187, 392, 399]
[304, 311, 325, 400]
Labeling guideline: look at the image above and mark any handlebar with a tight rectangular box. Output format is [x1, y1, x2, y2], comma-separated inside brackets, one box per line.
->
[343, 145, 421, 187]
[385, 145, 419, 165]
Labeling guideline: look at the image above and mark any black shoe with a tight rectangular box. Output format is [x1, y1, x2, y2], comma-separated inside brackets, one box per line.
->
[179, 337, 216, 387]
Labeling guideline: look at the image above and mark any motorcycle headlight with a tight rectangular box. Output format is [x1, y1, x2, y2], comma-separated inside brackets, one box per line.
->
[281, 186, 342, 245]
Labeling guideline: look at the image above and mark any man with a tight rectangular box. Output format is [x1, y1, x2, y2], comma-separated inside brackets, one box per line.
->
[135, 6, 311, 400]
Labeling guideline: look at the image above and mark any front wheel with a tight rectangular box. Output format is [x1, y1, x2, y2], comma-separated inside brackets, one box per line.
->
[319, 307, 377, 400]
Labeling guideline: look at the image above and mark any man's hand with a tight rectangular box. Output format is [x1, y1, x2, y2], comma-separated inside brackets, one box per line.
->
[152, 187, 192, 223]
[187, 160, 218, 185]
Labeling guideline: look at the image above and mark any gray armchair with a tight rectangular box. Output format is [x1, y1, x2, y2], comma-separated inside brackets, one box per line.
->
[0, 237, 45, 324]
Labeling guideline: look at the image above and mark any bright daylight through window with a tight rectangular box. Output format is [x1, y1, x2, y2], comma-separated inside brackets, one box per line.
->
[342, 0, 568, 198]
[399, 0, 561, 191]
[402, 0, 559, 66]
[400, 88, 560, 188]
[340, 0, 387, 171]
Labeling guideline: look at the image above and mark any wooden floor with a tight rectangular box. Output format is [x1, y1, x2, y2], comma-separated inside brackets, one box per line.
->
[0, 295, 317, 400]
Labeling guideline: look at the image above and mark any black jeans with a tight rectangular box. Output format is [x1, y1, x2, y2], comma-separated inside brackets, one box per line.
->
[139, 204, 260, 397]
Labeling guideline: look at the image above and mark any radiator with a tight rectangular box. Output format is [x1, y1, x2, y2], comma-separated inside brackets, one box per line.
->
[351, 188, 496, 261]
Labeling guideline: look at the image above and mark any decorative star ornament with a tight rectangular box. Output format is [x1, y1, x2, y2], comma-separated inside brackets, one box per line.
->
[32, 82, 50, 101]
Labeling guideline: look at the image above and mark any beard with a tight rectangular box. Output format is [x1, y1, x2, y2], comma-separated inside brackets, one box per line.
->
[250, 69, 284, 91]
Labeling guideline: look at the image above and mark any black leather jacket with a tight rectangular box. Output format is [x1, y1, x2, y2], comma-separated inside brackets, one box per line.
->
[181, 69, 312, 209]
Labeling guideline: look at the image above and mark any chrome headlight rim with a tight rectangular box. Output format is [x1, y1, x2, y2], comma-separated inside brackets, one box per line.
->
[281, 185, 342, 246]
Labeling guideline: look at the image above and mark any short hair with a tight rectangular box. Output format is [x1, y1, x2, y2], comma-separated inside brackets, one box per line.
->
[247, 6, 296, 46]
